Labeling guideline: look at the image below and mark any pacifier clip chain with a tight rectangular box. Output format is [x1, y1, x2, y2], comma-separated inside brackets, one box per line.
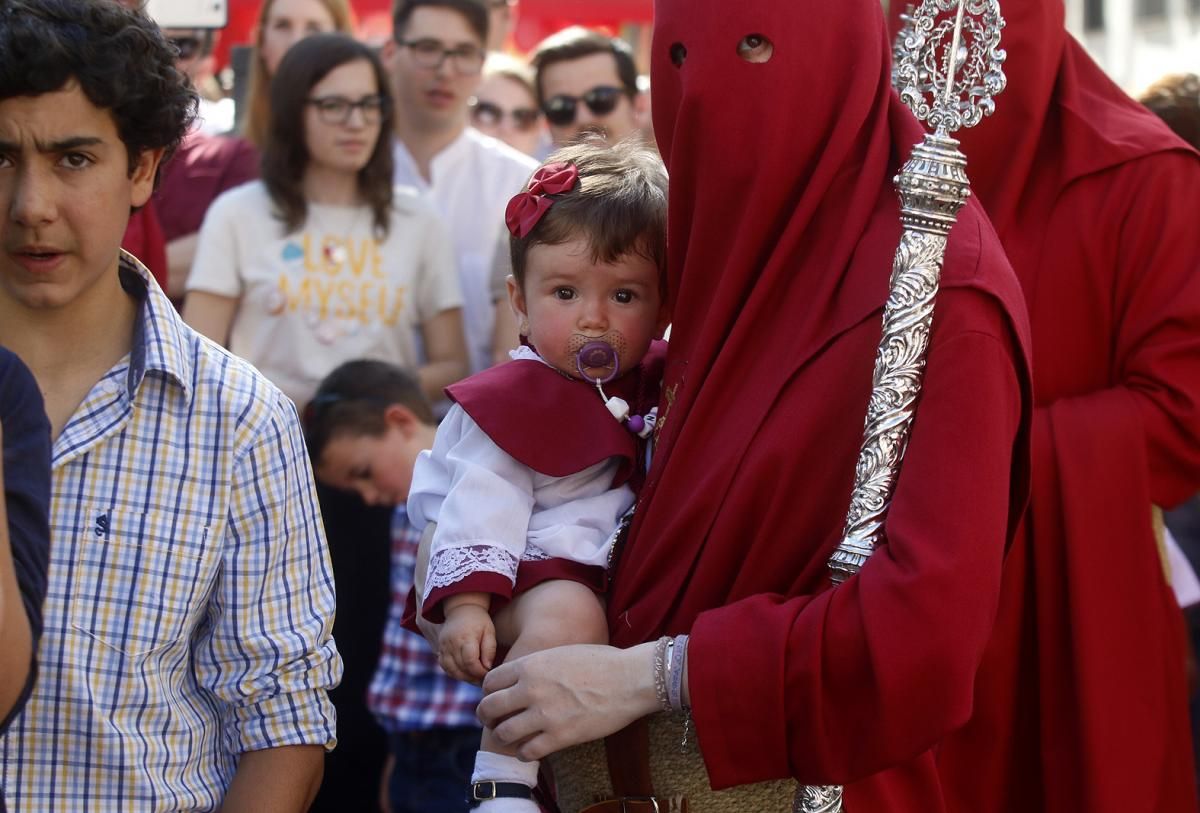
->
[576, 341, 653, 439]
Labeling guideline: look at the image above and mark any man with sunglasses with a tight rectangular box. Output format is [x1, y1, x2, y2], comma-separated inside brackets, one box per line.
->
[531, 26, 646, 147]
[383, 0, 535, 376]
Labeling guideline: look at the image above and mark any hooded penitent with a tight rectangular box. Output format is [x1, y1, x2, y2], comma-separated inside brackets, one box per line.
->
[604, 0, 1033, 808]
[886, 3, 1200, 812]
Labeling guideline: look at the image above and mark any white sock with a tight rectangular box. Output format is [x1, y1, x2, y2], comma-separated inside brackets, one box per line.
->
[470, 751, 540, 812]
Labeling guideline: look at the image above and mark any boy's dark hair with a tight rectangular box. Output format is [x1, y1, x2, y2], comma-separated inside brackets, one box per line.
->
[509, 139, 668, 293]
[0, 0, 197, 183]
[264, 34, 396, 237]
[530, 27, 640, 107]
[1140, 73, 1200, 151]
[304, 360, 434, 461]
[393, 0, 488, 47]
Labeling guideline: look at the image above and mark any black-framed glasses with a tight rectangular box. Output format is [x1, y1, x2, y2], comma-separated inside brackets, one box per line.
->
[397, 37, 486, 75]
[307, 94, 387, 125]
[470, 99, 541, 132]
[169, 36, 203, 61]
[541, 85, 626, 127]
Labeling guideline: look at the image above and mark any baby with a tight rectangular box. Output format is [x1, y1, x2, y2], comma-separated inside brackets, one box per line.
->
[409, 140, 670, 811]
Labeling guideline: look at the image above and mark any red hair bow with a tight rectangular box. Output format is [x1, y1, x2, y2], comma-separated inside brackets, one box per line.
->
[505, 162, 580, 238]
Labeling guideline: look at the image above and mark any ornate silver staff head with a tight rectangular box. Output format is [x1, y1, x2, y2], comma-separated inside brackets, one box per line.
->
[893, 0, 1007, 137]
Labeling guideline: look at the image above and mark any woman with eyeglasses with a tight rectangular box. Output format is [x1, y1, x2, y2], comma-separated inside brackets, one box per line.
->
[184, 33, 468, 813]
[470, 52, 547, 158]
[241, 0, 353, 149]
[185, 33, 467, 413]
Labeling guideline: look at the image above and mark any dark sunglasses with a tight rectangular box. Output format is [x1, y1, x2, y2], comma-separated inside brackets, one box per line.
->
[470, 99, 541, 132]
[541, 85, 626, 127]
[170, 36, 203, 61]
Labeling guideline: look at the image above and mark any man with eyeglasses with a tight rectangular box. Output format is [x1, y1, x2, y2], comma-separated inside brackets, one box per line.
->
[530, 26, 646, 147]
[383, 0, 536, 377]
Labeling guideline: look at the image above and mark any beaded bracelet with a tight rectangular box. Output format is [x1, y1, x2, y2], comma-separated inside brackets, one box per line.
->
[653, 636, 671, 711]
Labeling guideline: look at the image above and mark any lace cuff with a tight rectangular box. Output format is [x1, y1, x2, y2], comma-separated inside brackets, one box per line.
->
[424, 544, 519, 605]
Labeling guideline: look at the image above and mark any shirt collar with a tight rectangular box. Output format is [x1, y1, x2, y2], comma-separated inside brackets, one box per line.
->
[118, 251, 193, 400]
[392, 128, 473, 189]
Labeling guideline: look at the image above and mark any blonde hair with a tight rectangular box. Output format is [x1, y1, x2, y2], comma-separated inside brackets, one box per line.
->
[482, 51, 536, 102]
[242, 0, 353, 148]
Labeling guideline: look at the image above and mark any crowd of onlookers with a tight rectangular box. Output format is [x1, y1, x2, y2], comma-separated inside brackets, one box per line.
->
[3, 0, 1200, 811]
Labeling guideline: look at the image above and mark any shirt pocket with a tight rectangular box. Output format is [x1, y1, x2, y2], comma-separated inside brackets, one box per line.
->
[70, 506, 211, 659]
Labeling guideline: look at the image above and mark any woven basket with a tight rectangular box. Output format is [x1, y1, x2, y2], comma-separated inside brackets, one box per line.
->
[547, 712, 800, 813]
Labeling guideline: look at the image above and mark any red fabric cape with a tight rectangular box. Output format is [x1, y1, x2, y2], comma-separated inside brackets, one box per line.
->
[121, 207, 167, 291]
[887, 4, 1200, 812]
[602, 0, 1034, 808]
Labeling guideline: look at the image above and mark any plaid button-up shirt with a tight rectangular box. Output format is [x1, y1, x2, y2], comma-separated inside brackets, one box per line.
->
[0, 257, 341, 811]
[368, 508, 481, 732]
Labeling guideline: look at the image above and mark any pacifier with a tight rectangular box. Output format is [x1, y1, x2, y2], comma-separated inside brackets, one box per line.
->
[574, 340, 620, 384]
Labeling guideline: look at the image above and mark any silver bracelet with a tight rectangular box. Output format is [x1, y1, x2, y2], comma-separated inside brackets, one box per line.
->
[668, 634, 689, 712]
[652, 636, 671, 711]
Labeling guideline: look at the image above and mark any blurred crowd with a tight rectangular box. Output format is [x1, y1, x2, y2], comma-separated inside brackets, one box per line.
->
[57, 2, 1200, 811]
[1, 1, 1198, 812]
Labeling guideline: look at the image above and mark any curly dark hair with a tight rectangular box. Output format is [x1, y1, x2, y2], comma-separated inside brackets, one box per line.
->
[0, 0, 197, 181]
[262, 33, 396, 237]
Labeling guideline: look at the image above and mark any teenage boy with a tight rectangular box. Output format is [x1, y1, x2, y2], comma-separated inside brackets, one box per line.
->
[0, 3, 340, 810]
[530, 26, 646, 147]
[384, 0, 536, 375]
[307, 360, 482, 813]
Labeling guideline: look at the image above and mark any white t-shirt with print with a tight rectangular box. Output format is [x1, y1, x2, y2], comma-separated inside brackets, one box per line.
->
[188, 181, 462, 408]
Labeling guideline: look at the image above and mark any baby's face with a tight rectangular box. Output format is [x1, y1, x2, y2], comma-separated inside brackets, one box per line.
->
[509, 237, 666, 382]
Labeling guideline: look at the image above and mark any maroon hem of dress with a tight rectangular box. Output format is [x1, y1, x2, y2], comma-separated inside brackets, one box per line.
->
[400, 559, 608, 632]
[514, 557, 608, 596]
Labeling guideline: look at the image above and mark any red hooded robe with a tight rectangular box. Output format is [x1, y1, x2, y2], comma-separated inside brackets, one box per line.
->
[603, 1, 1033, 809]
[883, 3, 1200, 811]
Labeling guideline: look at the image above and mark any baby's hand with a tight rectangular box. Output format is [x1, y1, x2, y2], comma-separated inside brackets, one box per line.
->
[437, 599, 497, 684]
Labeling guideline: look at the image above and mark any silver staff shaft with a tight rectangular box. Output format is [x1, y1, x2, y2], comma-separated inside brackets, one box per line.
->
[793, 0, 1006, 808]
[825, 131, 970, 584]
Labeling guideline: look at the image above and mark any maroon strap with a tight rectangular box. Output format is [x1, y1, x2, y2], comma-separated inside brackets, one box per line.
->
[604, 719, 655, 798]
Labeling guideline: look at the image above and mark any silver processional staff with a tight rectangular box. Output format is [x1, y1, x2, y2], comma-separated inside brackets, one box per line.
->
[796, 1, 1007, 810]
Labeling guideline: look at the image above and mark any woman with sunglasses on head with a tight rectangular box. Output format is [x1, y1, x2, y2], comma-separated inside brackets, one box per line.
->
[470, 53, 547, 158]
[185, 32, 468, 813]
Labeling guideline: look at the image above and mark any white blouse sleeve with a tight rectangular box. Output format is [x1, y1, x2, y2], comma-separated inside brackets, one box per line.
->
[409, 405, 537, 599]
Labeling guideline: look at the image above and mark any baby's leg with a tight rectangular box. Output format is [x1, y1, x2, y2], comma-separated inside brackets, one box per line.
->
[494, 578, 608, 656]
[470, 581, 607, 811]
